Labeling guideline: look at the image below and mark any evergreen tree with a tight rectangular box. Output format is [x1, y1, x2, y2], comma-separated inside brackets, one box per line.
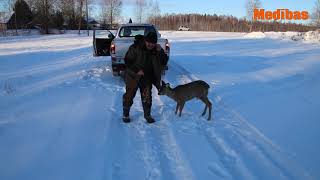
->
[9, 0, 33, 29]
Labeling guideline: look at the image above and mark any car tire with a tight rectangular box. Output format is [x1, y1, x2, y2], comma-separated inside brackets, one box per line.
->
[112, 70, 120, 76]
[112, 64, 120, 76]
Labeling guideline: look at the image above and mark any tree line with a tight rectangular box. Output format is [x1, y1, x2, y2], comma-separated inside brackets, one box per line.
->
[149, 14, 318, 32]
[149, 0, 319, 32]
[1, 0, 319, 35]
[1, 0, 125, 34]
[0, 0, 162, 34]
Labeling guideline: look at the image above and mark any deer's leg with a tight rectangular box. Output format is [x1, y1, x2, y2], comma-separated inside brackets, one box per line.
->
[175, 103, 179, 115]
[179, 102, 185, 117]
[204, 97, 212, 121]
[200, 97, 208, 116]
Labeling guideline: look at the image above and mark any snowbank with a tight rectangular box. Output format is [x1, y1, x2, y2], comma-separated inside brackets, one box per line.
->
[304, 30, 320, 43]
[160, 31, 246, 42]
[283, 30, 320, 43]
[244, 30, 320, 43]
[244, 32, 266, 39]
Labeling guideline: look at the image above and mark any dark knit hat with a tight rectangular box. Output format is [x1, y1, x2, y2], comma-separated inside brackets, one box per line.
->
[145, 32, 158, 44]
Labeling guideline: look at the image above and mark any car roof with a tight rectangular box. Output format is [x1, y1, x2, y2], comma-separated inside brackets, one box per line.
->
[120, 23, 154, 27]
[115, 23, 160, 37]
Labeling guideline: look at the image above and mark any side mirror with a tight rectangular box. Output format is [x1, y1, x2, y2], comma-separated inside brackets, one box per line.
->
[159, 33, 161, 38]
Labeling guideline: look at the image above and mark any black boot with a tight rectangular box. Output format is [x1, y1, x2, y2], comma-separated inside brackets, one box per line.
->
[123, 108, 131, 123]
[143, 103, 155, 123]
[144, 115, 155, 124]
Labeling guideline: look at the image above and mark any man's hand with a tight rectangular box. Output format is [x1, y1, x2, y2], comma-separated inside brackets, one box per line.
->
[137, 70, 144, 76]
[156, 44, 162, 51]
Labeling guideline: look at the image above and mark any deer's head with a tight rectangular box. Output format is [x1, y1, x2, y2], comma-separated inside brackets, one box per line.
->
[158, 80, 171, 95]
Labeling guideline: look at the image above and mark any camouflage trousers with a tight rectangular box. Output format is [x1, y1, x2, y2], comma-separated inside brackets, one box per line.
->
[123, 74, 152, 116]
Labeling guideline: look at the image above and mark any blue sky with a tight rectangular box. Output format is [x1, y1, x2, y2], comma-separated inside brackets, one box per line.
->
[120, 0, 316, 23]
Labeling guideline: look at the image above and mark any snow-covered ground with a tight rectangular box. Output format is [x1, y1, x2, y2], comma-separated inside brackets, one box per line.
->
[0, 31, 319, 180]
[244, 30, 320, 43]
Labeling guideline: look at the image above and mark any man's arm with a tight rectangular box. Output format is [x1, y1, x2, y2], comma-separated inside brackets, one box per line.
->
[125, 45, 145, 73]
[124, 45, 137, 69]
[124, 45, 144, 80]
[156, 44, 168, 67]
[159, 48, 168, 67]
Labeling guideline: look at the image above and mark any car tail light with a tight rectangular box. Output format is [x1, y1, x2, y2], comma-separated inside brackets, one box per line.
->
[111, 43, 115, 54]
[165, 39, 170, 54]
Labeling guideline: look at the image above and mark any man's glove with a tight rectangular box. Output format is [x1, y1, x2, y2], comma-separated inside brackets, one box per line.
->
[156, 44, 162, 51]
[126, 69, 142, 81]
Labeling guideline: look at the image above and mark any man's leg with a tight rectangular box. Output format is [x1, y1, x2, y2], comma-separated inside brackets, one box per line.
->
[122, 75, 138, 123]
[139, 78, 155, 123]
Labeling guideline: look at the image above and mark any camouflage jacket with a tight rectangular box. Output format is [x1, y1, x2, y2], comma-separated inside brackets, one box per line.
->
[124, 40, 168, 88]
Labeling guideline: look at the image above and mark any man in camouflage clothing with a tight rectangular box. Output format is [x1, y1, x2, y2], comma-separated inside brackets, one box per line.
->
[122, 32, 168, 123]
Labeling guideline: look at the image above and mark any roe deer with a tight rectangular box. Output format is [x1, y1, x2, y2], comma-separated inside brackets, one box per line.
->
[158, 80, 212, 120]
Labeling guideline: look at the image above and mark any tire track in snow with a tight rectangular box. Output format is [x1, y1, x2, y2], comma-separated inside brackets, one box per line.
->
[164, 59, 313, 179]
[151, 92, 195, 180]
[129, 118, 165, 180]
[11, 70, 82, 96]
[211, 102, 313, 180]
[2, 59, 107, 97]
[127, 88, 194, 180]
[200, 97, 313, 179]
[93, 72, 130, 180]
[83, 65, 167, 180]
[94, 67, 164, 180]
[0, 51, 94, 80]
[84, 66, 140, 180]
[164, 61, 248, 179]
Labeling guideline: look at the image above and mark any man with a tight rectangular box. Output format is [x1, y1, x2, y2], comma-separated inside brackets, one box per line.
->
[122, 32, 168, 123]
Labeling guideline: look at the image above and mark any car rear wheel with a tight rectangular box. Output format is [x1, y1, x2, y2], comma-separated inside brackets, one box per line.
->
[112, 71, 120, 76]
[112, 65, 121, 76]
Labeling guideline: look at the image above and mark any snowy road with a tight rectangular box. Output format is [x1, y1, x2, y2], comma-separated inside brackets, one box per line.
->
[0, 32, 319, 180]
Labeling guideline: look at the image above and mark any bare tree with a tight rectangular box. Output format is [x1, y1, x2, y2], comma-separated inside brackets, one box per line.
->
[312, 0, 320, 27]
[0, 12, 7, 36]
[25, 0, 37, 11]
[57, 0, 77, 29]
[135, 0, 146, 23]
[147, 0, 160, 25]
[246, 0, 261, 21]
[85, 0, 88, 35]
[0, 0, 16, 35]
[31, 0, 54, 34]
[245, 0, 261, 31]
[0, 0, 14, 12]
[101, 0, 122, 28]
[77, 0, 84, 34]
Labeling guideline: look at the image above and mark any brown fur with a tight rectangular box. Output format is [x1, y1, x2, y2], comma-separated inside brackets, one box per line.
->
[158, 80, 212, 120]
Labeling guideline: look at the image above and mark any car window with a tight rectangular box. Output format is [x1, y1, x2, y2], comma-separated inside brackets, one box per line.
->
[119, 26, 156, 37]
[95, 30, 113, 38]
